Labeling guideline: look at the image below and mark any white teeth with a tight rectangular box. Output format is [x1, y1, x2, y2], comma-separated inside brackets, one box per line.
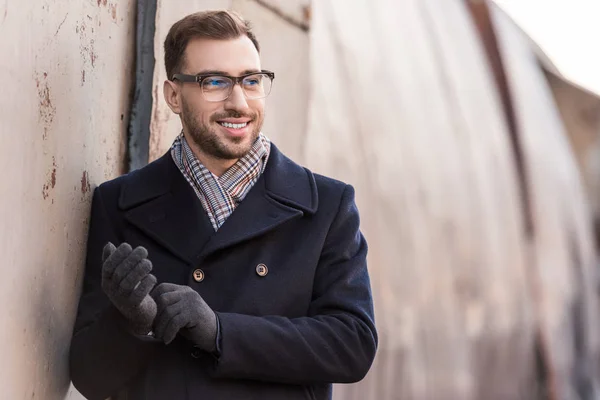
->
[220, 122, 247, 129]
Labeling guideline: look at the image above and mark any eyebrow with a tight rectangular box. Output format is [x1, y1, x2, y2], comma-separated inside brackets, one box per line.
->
[192, 69, 262, 76]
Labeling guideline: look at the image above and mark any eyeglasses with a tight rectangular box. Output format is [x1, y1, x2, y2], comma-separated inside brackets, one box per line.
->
[171, 70, 275, 102]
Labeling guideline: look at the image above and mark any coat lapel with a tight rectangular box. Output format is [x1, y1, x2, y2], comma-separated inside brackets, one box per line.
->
[120, 154, 215, 265]
[119, 144, 319, 263]
[198, 144, 319, 259]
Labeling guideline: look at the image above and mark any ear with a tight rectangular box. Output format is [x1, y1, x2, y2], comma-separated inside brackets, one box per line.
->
[163, 79, 181, 114]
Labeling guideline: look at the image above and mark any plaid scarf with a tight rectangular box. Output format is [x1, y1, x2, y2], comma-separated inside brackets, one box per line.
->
[170, 132, 271, 231]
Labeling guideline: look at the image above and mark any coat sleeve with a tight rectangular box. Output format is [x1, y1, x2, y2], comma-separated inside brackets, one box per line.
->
[212, 184, 378, 385]
[69, 187, 162, 400]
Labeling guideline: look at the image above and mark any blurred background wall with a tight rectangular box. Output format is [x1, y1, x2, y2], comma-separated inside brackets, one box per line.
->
[0, 1, 598, 399]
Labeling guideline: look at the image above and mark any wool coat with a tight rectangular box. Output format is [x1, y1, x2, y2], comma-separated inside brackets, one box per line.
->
[69, 144, 378, 400]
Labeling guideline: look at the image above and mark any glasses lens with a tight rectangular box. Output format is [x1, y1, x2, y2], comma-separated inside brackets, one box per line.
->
[242, 73, 273, 99]
[201, 76, 233, 101]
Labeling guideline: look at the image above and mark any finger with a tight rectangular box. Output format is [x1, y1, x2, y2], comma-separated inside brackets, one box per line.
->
[154, 301, 183, 340]
[130, 274, 157, 304]
[163, 313, 187, 345]
[111, 246, 149, 287]
[101, 242, 116, 264]
[150, 282, 183, 300]
[155, 291, 183, 321]
[117, 259, 153, 298]
[102, 243, 132, 280]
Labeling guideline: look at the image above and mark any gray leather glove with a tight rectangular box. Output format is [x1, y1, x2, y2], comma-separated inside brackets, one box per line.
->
[101, 242, 157, 335]
[151, 283, 217, 352]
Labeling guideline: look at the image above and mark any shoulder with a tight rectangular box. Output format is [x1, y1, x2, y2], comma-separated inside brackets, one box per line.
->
[267, 143, 354, 213]
[95, 153, 173, 209]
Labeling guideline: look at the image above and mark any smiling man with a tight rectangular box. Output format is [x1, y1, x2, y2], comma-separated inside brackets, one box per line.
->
[69, 10, 377, 400]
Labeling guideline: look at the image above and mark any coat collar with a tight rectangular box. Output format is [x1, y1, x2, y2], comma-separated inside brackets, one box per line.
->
[118, 144, 318, 264]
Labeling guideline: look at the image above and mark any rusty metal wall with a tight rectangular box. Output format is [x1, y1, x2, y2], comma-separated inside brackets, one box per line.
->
[148, 0, 310, 162]
[306, 1, 599, 399]
[0, 1, 136, 399]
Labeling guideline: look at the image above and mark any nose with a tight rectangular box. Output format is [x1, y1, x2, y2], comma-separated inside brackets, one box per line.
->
[224, 84, 250, 112]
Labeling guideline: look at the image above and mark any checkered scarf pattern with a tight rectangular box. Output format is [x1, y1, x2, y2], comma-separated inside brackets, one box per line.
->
[170, 131, 271, 231]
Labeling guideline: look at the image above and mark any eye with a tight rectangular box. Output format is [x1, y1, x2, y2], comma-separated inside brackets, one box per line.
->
[202, 77, 231, 89]
[243, 75, 262, 86]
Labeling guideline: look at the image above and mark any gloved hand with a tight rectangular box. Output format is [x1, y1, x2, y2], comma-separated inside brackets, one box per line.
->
[101, 242, 157, 335]
[151, 283, 217, 352]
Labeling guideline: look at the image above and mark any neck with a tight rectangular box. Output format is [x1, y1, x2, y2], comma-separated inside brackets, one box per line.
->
[183, 133, 237, 177]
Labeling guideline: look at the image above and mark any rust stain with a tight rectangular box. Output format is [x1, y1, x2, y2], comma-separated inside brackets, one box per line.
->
[50, 157, 57, 188]
[90, 45, 97, 67]
[36, 72, 55, 140]
[78, 21, 97, 69]
[302, 5, 311, 24]
[110, 4, 117, 21]
[81, 171, 91, 194]
[42, 158, 57, 200]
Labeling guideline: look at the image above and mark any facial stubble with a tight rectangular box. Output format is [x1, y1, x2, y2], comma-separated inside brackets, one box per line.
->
[181, 97, 262, 161]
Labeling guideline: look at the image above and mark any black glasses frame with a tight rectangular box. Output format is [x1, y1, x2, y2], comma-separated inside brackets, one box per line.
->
[171, 71, 275, 87]
[171, 70, 275, 102]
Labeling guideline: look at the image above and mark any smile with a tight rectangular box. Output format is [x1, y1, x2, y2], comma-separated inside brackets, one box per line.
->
[219, 122, 248, 129]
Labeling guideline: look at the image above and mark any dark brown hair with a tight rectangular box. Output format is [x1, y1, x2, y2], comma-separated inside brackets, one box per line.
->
[164, 10, 260, 80]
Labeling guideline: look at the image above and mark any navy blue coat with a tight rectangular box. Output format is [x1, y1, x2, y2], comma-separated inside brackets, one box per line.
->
[69, 144, 377, 400]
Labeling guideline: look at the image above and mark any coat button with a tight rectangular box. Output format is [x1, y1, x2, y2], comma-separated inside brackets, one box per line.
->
[192, 269, 205, 282]
[256, 263, 268, 277]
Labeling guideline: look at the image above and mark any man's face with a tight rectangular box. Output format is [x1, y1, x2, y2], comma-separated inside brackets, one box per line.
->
[176, 36, 265, 161]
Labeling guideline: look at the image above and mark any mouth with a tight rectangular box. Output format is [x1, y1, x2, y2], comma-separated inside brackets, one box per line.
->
[216, 119, 253, 137]
[218, 121, 249, 129]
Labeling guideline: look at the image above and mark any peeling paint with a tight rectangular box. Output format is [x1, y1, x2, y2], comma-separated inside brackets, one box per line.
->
[50, 160, 57, 188]
[80, 171, 90, 194]
[36, 72, 55, 140]
[78, 21, 98, 72]
[110, 4, 117, 21]
[42, 157, 57, 200]
[90, 43, 97, 67]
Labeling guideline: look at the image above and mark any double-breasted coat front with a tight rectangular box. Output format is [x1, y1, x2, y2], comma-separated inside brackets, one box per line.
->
[69, 144, 378, 400]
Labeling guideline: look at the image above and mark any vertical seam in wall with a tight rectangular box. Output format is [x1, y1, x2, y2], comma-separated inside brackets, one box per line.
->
[127, 0, 157, 172]
[465, 2, 558, 400]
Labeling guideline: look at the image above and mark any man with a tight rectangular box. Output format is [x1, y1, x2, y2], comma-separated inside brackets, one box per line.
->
[70, 10, 377, 400]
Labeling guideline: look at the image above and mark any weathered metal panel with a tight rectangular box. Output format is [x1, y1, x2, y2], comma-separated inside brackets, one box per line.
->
[306, 0, 599, 399]
[148, 0, 310, 162]
[491, 5, 600, 397]
[0, 1, 136, 399]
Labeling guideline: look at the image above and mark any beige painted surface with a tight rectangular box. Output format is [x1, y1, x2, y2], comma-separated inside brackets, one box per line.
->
[492, 5, 600, 397]
[0, 1, 136, 399]
[149, 0, 310, 162]
[545, 71, 600, 224]
[307, 0, 599, 398]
